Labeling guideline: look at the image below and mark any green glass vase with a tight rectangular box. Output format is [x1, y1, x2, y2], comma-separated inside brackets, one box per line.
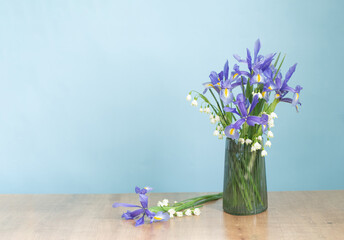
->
[223, 138, 268, 215]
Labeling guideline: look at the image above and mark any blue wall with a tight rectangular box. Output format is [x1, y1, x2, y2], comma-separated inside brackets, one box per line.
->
[0, 0, 343, 193]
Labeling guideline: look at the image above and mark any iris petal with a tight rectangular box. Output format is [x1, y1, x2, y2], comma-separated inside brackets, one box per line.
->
[246, 116, 262, 126]
[151, 211, 170, 222]
[224, 60, 229, 80]
[122, 209, 145, 220]
[139, 194, 148, 208]
[135, 215, 145, 227]
[223, 107, 240, 117]
[254, 39, 261, 63]
[113, 203, 141, 208]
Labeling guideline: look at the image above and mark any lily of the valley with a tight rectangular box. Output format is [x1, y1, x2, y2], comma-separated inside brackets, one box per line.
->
[268, 118, 275, 128]
[253, 142, 262, 150]
[191, 99, 198, 107]
[185, 209, 192, 216]
[168, 208, 176, 218]
[265, 140, 272, 147]
[261, 150, 268, 157]
[193, 208, 201, 216]
[270, 112, 278, 119]
[176, 212, 183, 217]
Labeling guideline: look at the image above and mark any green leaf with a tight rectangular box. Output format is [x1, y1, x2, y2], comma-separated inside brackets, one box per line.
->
[266, 98, 280, 114]
[274, 52, 281, 68]
[273, 54, 286, 82]
[245, 78, 253, 102]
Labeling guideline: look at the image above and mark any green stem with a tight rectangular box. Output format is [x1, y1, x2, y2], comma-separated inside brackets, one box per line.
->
[234, 159, 253, 211]
[148, 192, 223, 213]
[266, 98, 280, 114]
[174, 193, 223, 212]
[231, 150, 252, 210]
[176, 193, 223, 204]
[240, 157, 264, 206]
[209, 89, 227, 124]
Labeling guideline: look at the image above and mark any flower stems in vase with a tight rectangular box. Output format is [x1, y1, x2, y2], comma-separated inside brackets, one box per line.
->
[223, 139, 267, 215]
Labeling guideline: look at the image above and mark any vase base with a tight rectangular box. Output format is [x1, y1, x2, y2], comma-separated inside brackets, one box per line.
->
[223, 206, 267, 216]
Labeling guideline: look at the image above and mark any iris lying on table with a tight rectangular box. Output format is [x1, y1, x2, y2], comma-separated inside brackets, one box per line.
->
[113, 186, 222, 227]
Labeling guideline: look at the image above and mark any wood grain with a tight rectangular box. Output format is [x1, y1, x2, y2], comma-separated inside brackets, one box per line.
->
[0, 191, 343, 240]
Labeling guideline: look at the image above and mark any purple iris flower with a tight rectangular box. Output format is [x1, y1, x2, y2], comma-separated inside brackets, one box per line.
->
[203, 60, 249, 95]
[251, 65, 283, 102]
[270, 64, 300, 99]
[113, 187, 170, 227]
[202, 70, 222, 94]
[228, 64, 249, 88]
[280, 97, 302, 112]
[231, 64, 249, 86]
[292, 85, 302, 106]
[220, 63, 249, 105]
[113, 194, 154, 226]
[263, 63, 303, 110]
[223, 94, 268, 139]
[262, 64, 282, 83]
[135, 186, 153, 195]
[253, 53, 276, 72]
[278, 84, 303, 111]
[251, 40, 276, 73]
[261, 85, 272, 102]
[203, 60, 230, 94]
[258, 68, 278, 102]
[232, 64, 250, 78]
[234, 39, 276, 82]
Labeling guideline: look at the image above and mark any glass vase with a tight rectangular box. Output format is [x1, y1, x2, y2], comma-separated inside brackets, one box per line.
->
[223, 138, 268, 215]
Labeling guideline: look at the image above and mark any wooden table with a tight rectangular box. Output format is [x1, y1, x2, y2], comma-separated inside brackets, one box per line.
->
[0, 191, 343, 240]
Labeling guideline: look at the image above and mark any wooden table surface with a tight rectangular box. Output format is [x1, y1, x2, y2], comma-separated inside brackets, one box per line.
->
[0, 191, 343, 240]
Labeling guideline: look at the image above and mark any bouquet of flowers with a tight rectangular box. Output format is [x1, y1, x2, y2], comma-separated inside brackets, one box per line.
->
[187, 39, 302, 155]
[186, 39, 303, 215]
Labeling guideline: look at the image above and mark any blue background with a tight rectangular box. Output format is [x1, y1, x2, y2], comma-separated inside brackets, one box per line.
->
[0, 0, 343, 193]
